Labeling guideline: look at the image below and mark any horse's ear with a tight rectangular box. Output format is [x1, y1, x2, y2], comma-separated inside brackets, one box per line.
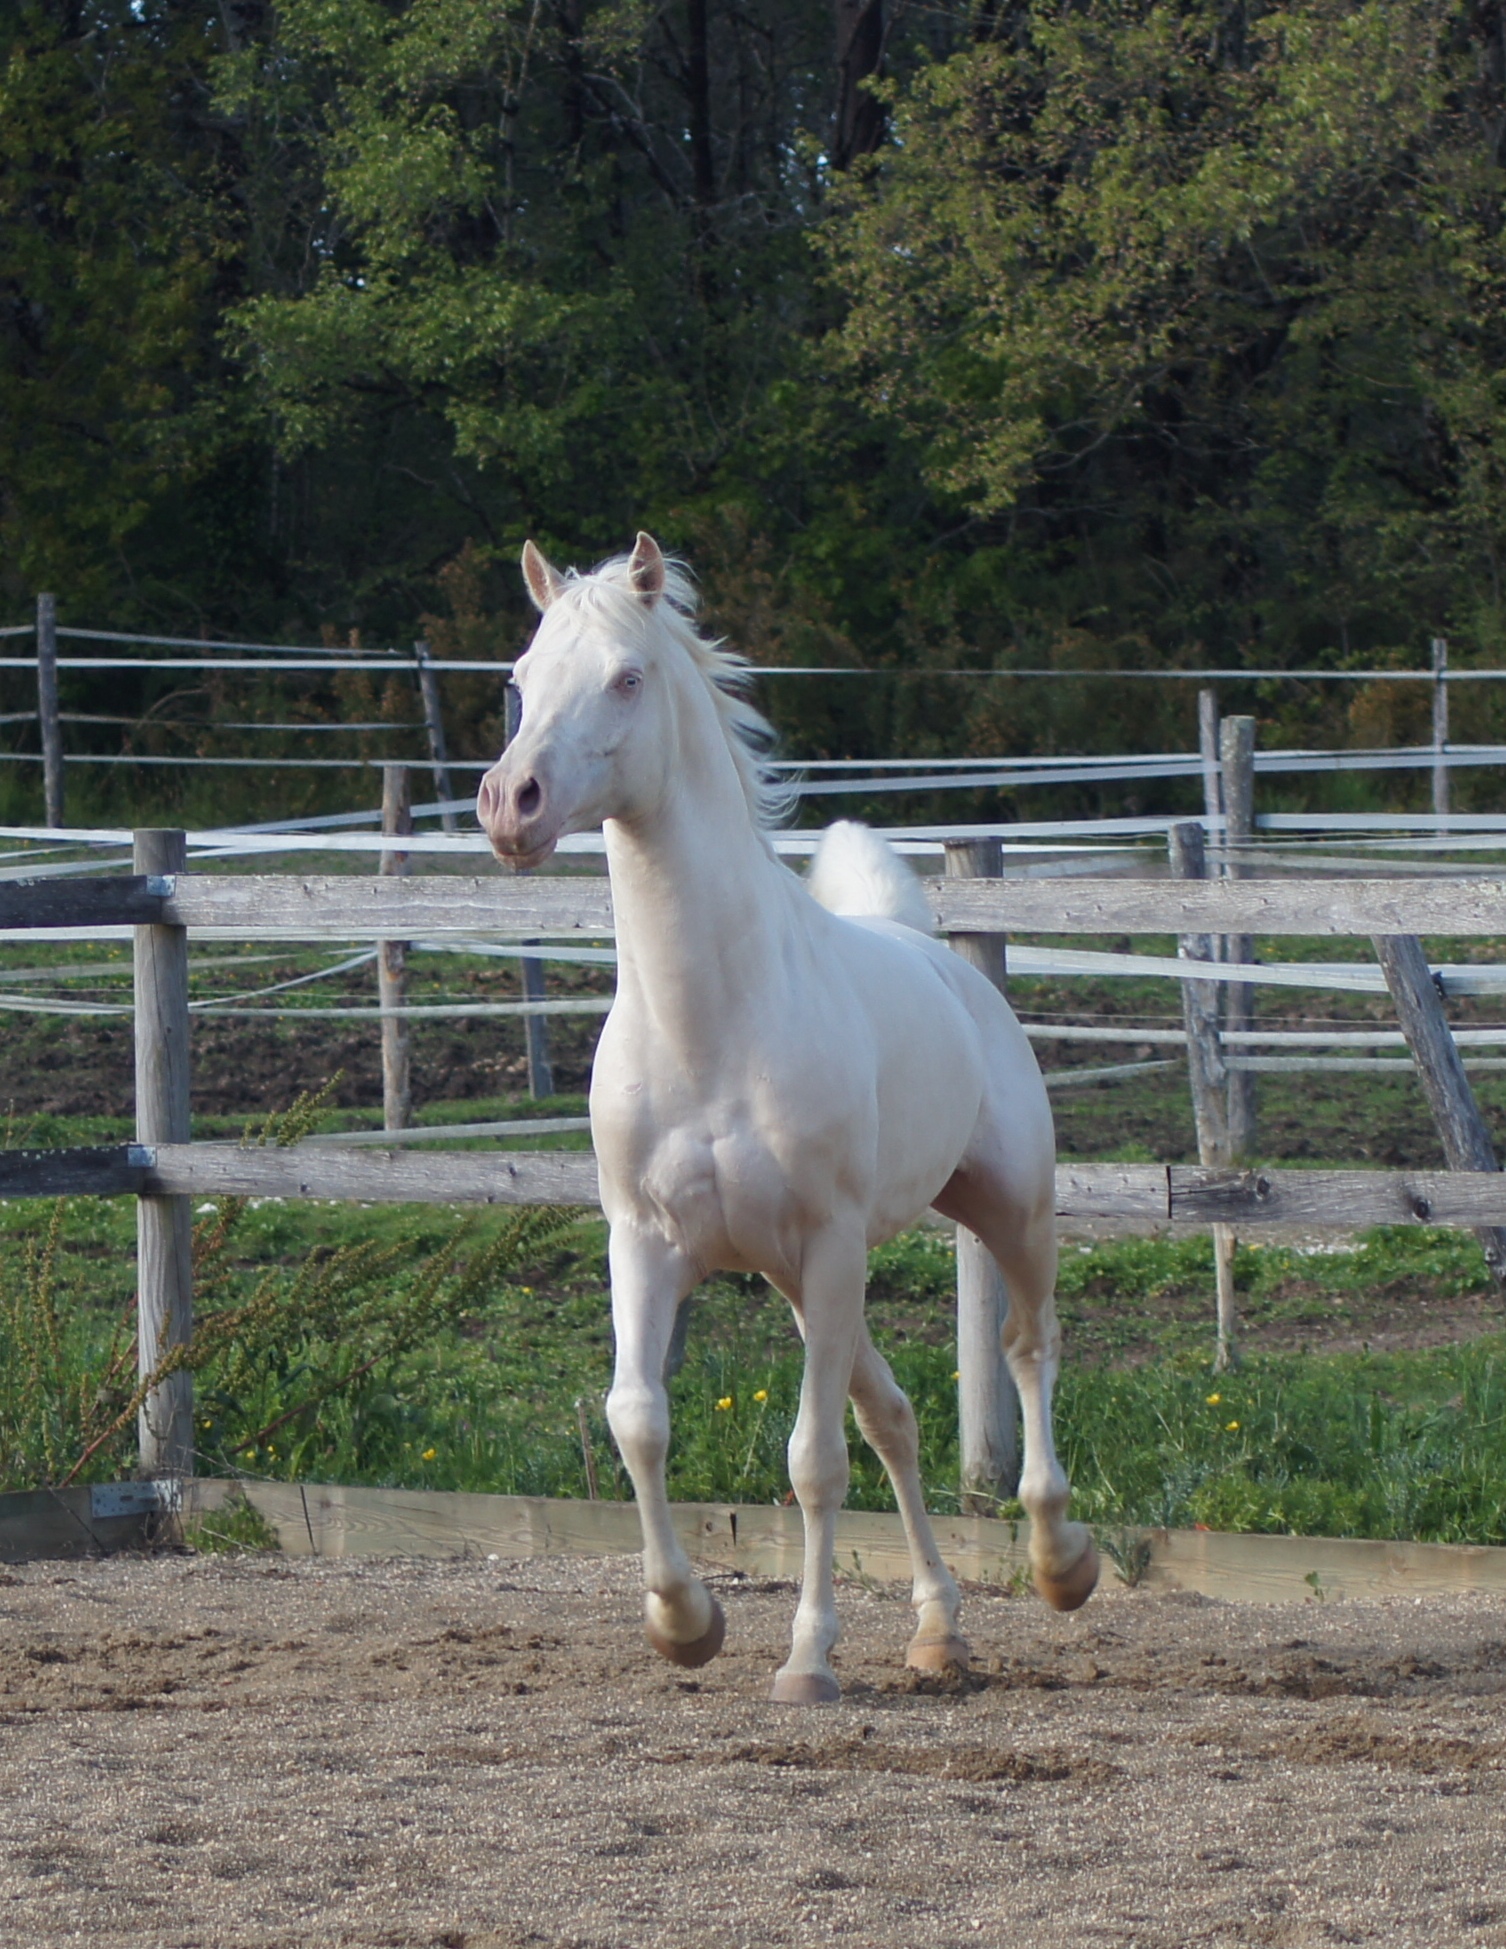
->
[521, 538, 564, 612]
[628, 531, 666, 604]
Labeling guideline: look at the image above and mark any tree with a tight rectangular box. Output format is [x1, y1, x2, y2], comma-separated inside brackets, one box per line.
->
[824, 0, 1506, 672]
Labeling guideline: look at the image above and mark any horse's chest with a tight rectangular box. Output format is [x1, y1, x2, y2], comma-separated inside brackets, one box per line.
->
[603, 1084, 866, 1275]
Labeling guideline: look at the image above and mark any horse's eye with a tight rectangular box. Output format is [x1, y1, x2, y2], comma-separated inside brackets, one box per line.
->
[614, 671, 642, 696]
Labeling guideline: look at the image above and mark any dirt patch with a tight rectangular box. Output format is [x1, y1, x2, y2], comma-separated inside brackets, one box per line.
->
[1, 1552, 1505, 1947]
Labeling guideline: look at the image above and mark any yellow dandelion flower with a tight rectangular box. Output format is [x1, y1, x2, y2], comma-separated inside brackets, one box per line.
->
[951, 1370, 961, 1382]
[1225, 1420, 1240, 1432]
[753, 1389, 768, 1404]
[715, 1396, 733, 1412]
[422, 1447, 437, 1462]
[1206, 1393, 1221, 1405]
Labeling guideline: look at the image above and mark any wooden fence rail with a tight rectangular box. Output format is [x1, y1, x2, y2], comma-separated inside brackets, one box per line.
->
[4, 837, 1506, 1505]
[3, 1145, 1504, 1230]
[9, 870, 1506, 938]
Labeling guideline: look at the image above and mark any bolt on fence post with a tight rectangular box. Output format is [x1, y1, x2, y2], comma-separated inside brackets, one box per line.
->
[379, 764, 413, 1131]
[505, 681, 554, 1100]
[943, 835, 1019, 1513]
[1432, 637, 1449, 826]
[134, 828, 194, 1478]
[414, 638, 457, 832]
[36, 593, 63, 829]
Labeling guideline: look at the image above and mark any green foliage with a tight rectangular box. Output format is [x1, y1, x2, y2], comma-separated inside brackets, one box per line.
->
[183, 1487, 282, 1555]
[0, 1085, 587, 1492]
[825, 0, 1506, 671]
[12, 2, 1506, 831]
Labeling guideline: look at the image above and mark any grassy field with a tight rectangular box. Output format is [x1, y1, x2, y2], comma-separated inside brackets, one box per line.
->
[3, 924, 1506, 1546]
[2, 1121, 1504, 1546]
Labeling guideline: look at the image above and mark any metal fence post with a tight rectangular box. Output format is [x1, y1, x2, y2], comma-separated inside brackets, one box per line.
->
[1169, 820, 1238, 1370]
[379, 764, 413, 1131]
[414, 638, 457, 832]
[1220, 715, 1257, 1161]
[134, 828, 193, 1477]
[1432, 636, 1449, 825]
[943, 835, 1018, 1512]
[36, 594, 63, 829]
[1198, 687, 1221, 829]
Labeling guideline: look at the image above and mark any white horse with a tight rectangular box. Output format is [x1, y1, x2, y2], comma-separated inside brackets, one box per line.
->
[478, 533, 1097, 1704]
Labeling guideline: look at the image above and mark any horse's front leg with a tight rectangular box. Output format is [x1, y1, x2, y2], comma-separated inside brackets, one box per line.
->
[771, 1226, 866, 1706]
[604, 1221, 724, 1668]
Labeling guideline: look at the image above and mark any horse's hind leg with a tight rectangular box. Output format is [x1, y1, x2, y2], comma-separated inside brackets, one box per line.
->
[849, 1326, 968, 1673]
[937, 1178, 1098, 1613]
[605, 1222, 725, 1668]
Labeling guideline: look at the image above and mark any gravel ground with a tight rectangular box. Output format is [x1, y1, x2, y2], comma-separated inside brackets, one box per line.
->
[1, 1551, 1504, 1949]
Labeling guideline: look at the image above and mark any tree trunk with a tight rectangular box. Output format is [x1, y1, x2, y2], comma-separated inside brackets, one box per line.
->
[832, 0, 886, 170]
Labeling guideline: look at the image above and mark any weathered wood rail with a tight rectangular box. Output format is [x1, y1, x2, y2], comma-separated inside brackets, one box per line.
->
[5, 836, 1506, 1512]
[3, 1147, 1504, 1230]
[12, 870, 1506, 937]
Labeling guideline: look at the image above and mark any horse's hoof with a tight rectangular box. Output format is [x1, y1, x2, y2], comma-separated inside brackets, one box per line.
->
[646, 1595, 726, 1669]
[769, 1669, 841, 1705]
[905, 1633, 971, 1675]
[1034, 1537, 1100, 1613]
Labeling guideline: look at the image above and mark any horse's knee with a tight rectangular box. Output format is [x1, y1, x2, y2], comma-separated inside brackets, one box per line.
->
[607, 1379, 668, 1468]
[787, 1421, 848, 1507]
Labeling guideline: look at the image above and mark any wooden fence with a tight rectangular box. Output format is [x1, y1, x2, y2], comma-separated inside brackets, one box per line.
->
[5, 836, 1506, 1501]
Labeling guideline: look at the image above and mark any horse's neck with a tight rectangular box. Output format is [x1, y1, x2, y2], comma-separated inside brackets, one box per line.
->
[605, 752, 793, 1051]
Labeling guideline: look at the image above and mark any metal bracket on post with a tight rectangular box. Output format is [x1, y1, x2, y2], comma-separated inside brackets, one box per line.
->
[133, 828, 194, 1481]
[943, 836, 1018, 1512]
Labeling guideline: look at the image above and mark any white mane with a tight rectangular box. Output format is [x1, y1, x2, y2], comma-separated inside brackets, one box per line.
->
[549, 554, 796, 832]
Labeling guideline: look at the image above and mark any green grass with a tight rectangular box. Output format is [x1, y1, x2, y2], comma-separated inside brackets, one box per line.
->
[2, 1177, 1506, 1545]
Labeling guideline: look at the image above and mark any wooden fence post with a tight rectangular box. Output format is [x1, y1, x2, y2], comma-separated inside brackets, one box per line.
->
[414, 639, 457, 833]
[506, 682, 554, 1100]
[1220, 715, 1257, 1160]
[36, 593, 63, 829]
[134, 828, 193, 1476]
[1170, 821, 1238, 1370]
[943, 836, 1018, 1512]
[1432, 637, 1449, 825]
[379, 765, 412, 1131]
[1373, 933, 1506, 1286]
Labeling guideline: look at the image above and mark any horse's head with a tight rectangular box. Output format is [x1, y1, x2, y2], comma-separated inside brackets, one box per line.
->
[477, 532, 675, 867]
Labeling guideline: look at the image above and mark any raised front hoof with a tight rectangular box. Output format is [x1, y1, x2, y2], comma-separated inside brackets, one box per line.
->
[769, 1669, 841, 1706]
[1034, 1536, 1100, 1614]
[645, 1595, 726, 1669]
[905, 1634, 971, 1676]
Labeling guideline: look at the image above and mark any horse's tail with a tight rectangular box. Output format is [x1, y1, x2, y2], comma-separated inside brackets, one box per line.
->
[806, 820, 933, 934]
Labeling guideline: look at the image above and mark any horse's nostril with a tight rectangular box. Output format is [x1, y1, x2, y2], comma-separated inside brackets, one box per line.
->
[478, 775, 499, 822]
[517, 777, 543, 818]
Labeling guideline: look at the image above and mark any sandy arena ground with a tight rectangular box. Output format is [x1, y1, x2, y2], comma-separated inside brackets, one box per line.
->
[0, 1550, 1503, 1948]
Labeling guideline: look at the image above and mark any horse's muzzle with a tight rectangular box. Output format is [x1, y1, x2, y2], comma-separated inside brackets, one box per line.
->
[477, 761, 559, 866]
